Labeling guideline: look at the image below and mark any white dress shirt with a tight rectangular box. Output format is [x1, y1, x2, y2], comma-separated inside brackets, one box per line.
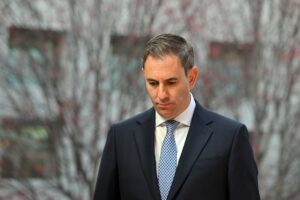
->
[155, 94, 196, 170]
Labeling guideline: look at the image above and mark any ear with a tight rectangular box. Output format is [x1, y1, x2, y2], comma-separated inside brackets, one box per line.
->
[141, 67, 145, 76]
[188, 66, 199, 89]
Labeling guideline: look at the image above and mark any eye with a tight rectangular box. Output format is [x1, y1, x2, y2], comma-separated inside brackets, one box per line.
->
[167, 80, 177, 85]
[148, 81, 158, 87]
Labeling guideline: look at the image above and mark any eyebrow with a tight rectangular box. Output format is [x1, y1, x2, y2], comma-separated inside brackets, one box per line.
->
[166, 77, 178, 81]
[146, 77, 178, 82]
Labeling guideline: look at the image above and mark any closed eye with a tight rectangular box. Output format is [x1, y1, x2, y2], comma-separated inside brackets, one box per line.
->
[167, 80, 177, 85]
[166, 78, 178, 85]
[148, 80, 158, 86]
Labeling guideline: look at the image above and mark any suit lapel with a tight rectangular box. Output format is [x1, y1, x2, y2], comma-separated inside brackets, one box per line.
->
[133, 109, 161, 200]
[168, 103, 214, 200]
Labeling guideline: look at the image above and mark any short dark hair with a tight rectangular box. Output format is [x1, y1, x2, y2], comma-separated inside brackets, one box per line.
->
[142, 33, 194, 74]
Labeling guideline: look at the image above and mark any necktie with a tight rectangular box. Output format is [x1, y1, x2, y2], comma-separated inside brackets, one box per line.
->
[158, 120, 179, 200]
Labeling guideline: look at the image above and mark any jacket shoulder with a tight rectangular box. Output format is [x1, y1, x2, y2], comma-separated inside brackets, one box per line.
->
[113, 108, 154, 128]
[195, 102, 245, 130]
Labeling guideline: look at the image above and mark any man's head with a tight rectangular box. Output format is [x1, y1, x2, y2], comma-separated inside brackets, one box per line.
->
[142, 34, 194, 75]
[142, 34, 198, 119]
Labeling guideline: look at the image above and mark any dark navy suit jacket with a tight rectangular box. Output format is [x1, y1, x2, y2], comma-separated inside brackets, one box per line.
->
[93, 102, 260, 200]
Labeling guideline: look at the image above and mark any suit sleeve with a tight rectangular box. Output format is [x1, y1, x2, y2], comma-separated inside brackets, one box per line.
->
[228, 125, 261, 200]
[93, 126, 120, 200]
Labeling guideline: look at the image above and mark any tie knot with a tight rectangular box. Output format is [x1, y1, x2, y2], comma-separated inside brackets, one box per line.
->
[165, 120, 179, 130]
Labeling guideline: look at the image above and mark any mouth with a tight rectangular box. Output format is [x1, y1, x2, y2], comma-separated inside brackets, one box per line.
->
[156, 103, 173, 109]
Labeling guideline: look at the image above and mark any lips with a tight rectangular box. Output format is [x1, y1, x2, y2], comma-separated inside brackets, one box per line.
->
[157, 103, 173, 109]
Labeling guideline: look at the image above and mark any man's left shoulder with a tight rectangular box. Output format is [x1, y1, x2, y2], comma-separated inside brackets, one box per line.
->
[195, 103, 245, 130]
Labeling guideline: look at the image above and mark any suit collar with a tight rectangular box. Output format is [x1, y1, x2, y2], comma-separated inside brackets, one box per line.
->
[134, 108, 162, 200]
[168, 102, 214, 200]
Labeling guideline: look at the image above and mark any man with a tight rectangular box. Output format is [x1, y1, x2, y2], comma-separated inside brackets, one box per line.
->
[93, 34, 260, 200]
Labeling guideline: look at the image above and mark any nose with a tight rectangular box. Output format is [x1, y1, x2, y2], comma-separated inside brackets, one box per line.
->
[157, 85, 168, 101]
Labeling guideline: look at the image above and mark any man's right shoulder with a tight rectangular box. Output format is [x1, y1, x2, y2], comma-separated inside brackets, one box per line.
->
[112, 108, 154, 128]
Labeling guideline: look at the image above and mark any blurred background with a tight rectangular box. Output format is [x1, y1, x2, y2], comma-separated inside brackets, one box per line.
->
[0, 0, 299, 199]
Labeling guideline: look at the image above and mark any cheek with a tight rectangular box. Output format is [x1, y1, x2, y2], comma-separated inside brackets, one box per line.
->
[145, 86, 156, 98]
[174, 85, 190, 102]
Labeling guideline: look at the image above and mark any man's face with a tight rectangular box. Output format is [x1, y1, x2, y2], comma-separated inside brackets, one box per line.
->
[143, 54, 198, 119]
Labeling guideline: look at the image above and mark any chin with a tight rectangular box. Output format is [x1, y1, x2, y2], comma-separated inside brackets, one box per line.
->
[158, 111, 175, 119]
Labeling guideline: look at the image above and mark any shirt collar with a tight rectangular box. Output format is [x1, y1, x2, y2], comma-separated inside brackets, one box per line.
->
[155, 93, 196, 127]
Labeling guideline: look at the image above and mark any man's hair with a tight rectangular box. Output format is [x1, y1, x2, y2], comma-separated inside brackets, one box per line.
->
[142, 33, 194, 74]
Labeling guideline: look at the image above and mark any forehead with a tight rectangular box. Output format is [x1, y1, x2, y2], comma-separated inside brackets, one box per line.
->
[143, 54, 185, 78]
